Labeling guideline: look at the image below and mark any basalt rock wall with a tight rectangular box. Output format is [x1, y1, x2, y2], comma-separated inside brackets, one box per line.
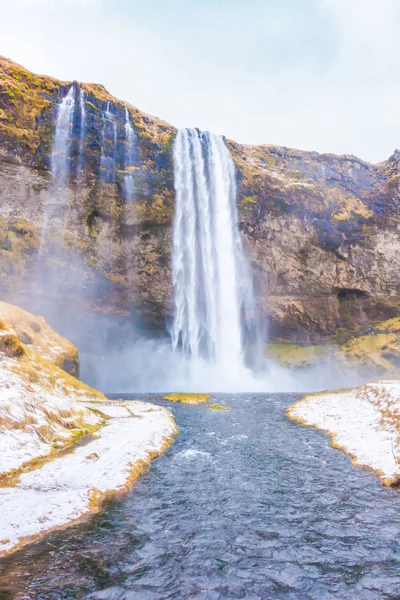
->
[1, 56, 400, 343]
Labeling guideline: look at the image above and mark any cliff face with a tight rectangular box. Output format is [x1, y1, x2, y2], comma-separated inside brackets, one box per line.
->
[1, 56, 400, 344]
[231, 143, 400, 341]
[0, 56, 175, 334]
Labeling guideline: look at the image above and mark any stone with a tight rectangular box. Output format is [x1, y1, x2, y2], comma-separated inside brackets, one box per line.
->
[1, 55, 400, 349]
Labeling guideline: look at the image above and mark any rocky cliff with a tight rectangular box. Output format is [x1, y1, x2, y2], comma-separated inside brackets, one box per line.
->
[1, 56, 400, 346]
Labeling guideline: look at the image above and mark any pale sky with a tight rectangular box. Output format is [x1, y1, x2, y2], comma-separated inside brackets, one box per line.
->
[1, 0, 400, 163]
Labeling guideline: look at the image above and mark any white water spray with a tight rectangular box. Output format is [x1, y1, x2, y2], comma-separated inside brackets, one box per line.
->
[100, 101, 117, 182]
[171, 128, 257, 385]
[39, 86, 76, 257]
[124, 107, 135, 201]
[77, 88, 86, 178]
[50, 86, 75, 187]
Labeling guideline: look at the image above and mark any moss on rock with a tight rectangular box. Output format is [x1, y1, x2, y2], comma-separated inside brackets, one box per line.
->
[0, 216, 40, 284]
[264, 343, 331, 368]
[340, 332, 400, 373]
[0, 301, 80, 376]
[207, 403, 231, 411]
[0, 318, 27, 359]
[163, 393, 211, 405]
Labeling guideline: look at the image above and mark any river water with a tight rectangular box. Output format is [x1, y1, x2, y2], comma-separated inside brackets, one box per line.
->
[1, 393, 400, 599]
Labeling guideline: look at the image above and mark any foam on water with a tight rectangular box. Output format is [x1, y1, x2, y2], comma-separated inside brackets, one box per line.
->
[171, 128, 260, 389]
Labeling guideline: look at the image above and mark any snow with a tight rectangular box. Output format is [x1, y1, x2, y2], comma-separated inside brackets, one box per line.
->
[0, 400, 177, 556]
[0, 305, 177, 557]
[0, 344, 177, 557]
[287, 381, 400, 486]
[0, 358, 101, 475]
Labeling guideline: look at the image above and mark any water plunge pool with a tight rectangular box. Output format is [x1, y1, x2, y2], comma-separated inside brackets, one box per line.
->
[1, 393, 400, 599]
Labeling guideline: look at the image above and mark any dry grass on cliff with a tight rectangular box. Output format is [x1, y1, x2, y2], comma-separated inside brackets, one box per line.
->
[0, 56, 61, 151]
[331, 193, 373, 222]
[0, 55, 174, 157]
[0, 301, 79, 375]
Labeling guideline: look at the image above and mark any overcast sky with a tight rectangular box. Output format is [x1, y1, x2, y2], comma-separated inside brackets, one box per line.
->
[1, 0, 399, 163]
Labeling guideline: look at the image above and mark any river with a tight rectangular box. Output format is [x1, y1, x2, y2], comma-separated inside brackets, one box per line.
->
[1, 393, 400, 599]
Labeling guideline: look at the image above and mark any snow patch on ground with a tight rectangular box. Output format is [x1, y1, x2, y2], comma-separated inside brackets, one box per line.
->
[0, 400, 177, 556]
[287, 381, 400, 486]
[0, 357, 102, 476]
[0, 306, 177, 557]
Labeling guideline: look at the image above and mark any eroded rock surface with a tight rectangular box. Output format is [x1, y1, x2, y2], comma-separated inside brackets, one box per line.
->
[1, 56, 400, 343]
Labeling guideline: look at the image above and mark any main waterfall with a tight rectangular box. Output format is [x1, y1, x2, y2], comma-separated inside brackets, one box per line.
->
[171, 128, 256, 378]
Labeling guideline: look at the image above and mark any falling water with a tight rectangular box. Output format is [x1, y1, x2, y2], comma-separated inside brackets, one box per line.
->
[171, 128, 256, 378]
[39, 86, 76, 256]
[77, 87, 86, 178]
[123, 107, 135, 200]
[100, 101, 117, 182]
[50, 86, 75, 187]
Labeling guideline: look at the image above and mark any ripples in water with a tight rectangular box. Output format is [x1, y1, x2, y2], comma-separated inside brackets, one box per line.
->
[1, 393, 400, 599]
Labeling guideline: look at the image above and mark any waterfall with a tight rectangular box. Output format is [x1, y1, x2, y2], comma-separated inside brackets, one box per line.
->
[100, 101, 117, 182]
[171, 128, 256, 374]
[124, 107, 135, 201]
[50, 86, 75, 187]
[39, 86, 76, 257]
[77, 88, 86, 178]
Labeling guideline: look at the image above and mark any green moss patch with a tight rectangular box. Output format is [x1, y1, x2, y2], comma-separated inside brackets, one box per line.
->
[163, 393, 210, 405]
[340, 332, 400, 373]
[265, 343, 329, 368]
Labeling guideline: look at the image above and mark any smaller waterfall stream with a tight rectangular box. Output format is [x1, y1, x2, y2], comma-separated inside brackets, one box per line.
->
[124, 107, 135, 201]
[171, 128, 258, 386]
[77, 88, 86, 178]
[39, 86, 76, 257]
[100, 101, 117, 182]
[50, 87, 75, 187]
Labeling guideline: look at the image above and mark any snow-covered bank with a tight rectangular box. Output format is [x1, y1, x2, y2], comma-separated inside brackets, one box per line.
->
[0, 302, 178, 556]
[0, 320, 105, 479]
[0, 400, 177, 556]
[287, 381, 400, 486]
